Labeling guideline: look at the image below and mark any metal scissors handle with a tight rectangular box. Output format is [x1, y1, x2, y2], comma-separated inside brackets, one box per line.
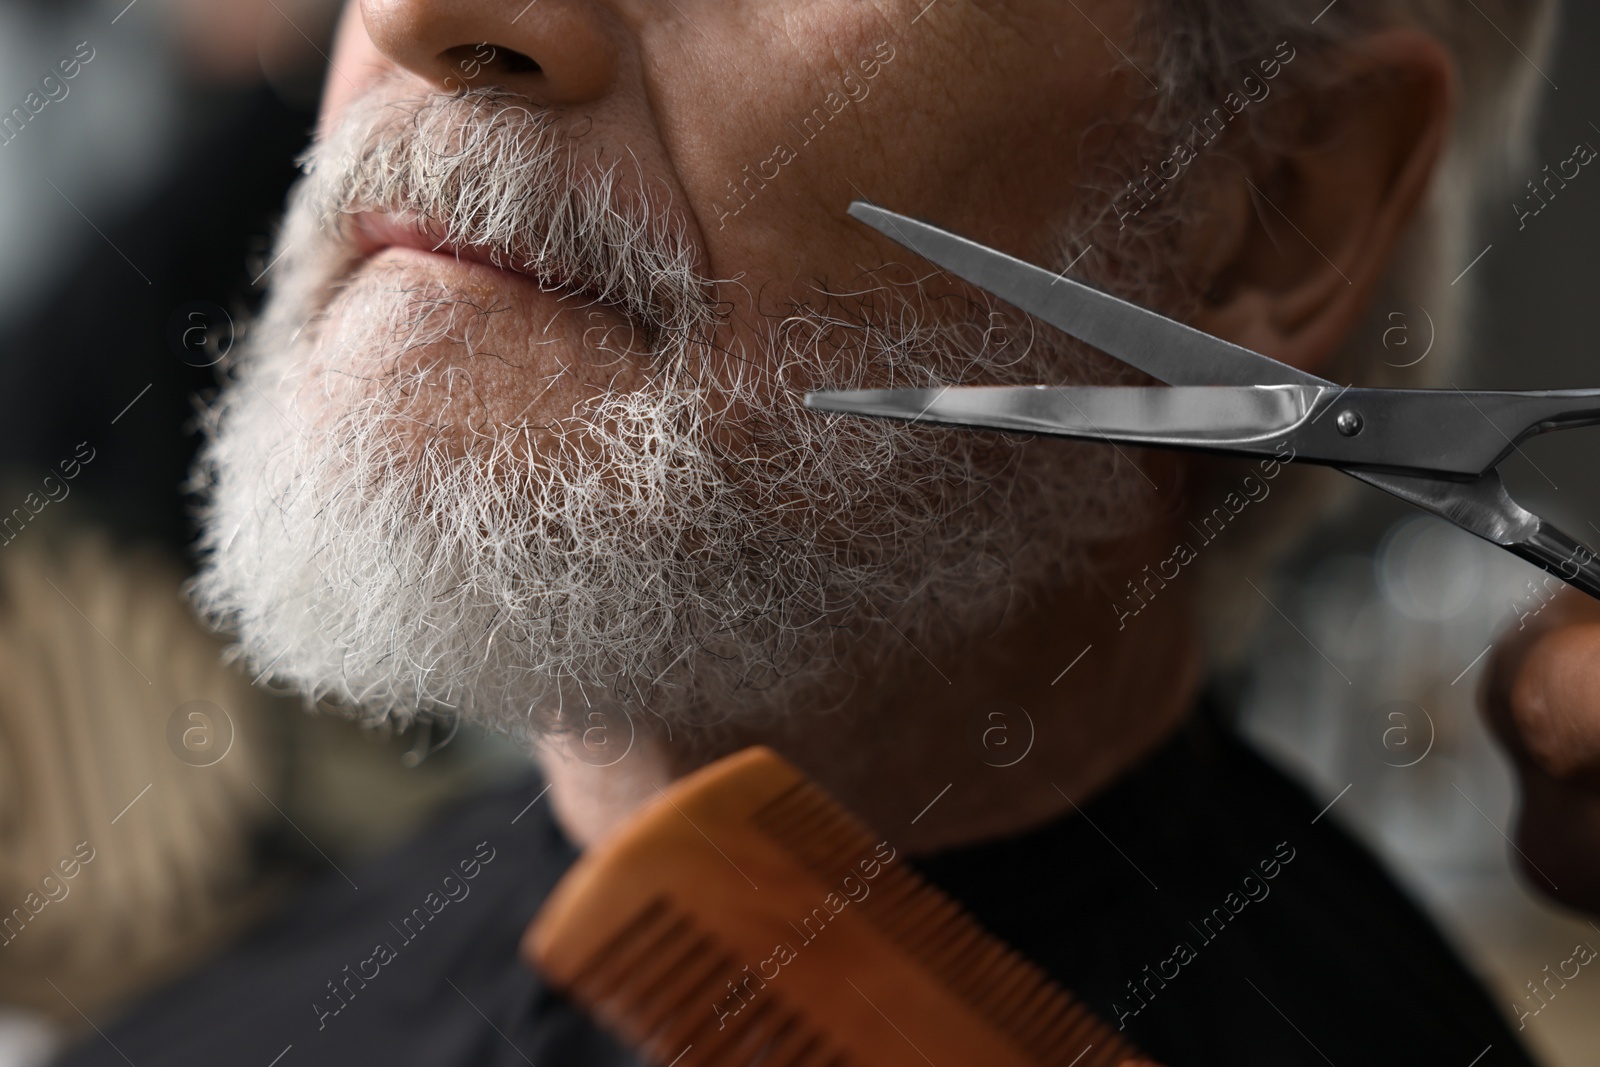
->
[807, 203, 1600, 601]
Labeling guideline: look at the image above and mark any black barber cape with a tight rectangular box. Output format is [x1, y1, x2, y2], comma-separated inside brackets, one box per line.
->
[53, 710, 1538, 1067]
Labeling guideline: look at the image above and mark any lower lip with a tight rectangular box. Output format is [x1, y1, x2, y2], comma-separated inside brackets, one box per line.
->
[351, 212, 586, 296]
[363, 244, 602, 311]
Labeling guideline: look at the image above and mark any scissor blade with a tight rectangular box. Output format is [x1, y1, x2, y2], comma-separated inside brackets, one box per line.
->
[805, 384, 1319, 451]
[1349, 468, 1600, 602]
[848, 202, 1328, 389]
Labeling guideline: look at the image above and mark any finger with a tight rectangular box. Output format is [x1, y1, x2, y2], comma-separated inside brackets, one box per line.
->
[1506, 622, 1600, 779]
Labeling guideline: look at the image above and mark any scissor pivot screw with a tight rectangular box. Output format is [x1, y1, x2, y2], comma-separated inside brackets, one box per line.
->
[1335, 410, 1364, 437]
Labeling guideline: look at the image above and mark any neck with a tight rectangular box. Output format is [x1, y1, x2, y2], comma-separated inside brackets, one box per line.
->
[536, 528, 1204, 855]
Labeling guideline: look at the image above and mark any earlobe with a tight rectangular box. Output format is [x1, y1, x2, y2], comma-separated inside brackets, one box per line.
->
[1187, 29, 1457, 374]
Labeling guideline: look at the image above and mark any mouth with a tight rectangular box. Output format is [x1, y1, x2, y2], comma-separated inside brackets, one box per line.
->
[348, 211, 612, 310]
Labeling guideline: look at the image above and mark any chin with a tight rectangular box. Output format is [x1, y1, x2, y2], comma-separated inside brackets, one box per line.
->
[293, 250, 660, 464]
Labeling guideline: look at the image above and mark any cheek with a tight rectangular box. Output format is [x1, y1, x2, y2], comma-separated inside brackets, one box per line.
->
[320, 4, 382, 137]
[657, 0, 1131, 327]
[647, 4, 896, 243]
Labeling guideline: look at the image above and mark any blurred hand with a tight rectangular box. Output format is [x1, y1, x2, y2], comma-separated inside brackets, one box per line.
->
[1485, 587, 1600, 913]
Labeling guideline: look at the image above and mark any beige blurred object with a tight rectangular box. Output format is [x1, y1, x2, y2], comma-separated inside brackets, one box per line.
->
[163, 0, 344, 90]
[0, 535, 283, 1023]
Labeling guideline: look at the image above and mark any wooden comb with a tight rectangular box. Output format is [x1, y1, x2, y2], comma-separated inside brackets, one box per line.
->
[525, 746, 1157, 1067]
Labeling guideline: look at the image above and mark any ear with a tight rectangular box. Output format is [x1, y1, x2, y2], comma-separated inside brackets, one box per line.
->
[1186, 30, 1457, 374]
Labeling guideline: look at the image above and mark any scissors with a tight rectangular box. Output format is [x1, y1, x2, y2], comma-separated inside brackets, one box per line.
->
[806, 202, 1600, 601]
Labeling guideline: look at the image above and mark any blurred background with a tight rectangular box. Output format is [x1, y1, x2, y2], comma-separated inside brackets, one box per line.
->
[1230, 5, 1600, 1064]
[0, 0, 1597, 1064]
[0, 2, 534, 1062]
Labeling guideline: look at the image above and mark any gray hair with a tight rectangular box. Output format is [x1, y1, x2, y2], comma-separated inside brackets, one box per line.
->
[1120, 0, 1560, 651]
[1139, 0, 1556, 387]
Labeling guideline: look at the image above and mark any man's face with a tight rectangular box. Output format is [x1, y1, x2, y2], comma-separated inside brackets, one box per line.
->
[326, 0, 1139, 314]
[191, 0, 1163, 733]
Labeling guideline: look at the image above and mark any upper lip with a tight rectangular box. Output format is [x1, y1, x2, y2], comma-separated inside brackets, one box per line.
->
[349, 211, 603, 304]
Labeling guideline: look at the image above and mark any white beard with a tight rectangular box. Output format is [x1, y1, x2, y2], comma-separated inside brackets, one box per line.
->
[189, 84, 1155, 741]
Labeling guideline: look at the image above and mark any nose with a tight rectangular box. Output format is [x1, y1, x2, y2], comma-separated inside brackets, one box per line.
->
[360, 0, 617, 104]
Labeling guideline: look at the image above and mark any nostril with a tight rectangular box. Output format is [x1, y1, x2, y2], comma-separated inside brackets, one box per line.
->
[500, 50, 540, 75]
[439, 43, 542, 90]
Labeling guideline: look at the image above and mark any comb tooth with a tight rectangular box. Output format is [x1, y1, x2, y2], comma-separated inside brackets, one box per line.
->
[622, 961, 734, 1066]
[690, 995, 798, 1067]
[727, 1006, 847, 1067]
[760, 788, 1001, 975]
[567, 898, 682, 987]
[754, 786, 874, 874]
[857, 868, 923, 922]
[975, 944, 1039, 1014]
[589, 924, 696, 999]
[756, 802, 842, 873]
[934, 937, 1006, 1011]
[755, 782, 819, 824]
[627, 937, 733, 1038]
[1047, 1003, 1120, 1065]
[558, 901, 847, 1067]
[582, 913, 699, 1006]
[1000, 977, 1073, 1050]
[658, 970, 783, 1064]
[977, 968, 1033, 1029]
[881, 870, 956, 933]
[787, 823, 857, 878]
[866, 870, 944, 934]
[678, 1003, 767, 1067]
[566, 898, 669, 982]
[894, 894, 973, 962]
[816, 814, 874, 868]
[671, 983, 845, 1067]
[754, 782, 826, 829]
[657, 950, 808, 1060]
[750, 784, 813, 837]
[968, 946, 1036, 1024]
[772, 817, 1138, 1067]
[540, 750, 1144, 1067]
[929, 914, 1003, 986]
[1043, 995, 1136, 1064]
[917, 899, 978, 956]
[581, 929, 716, 1045]
[796, 798, 867, 850]
[993, 972, 1078, 1051]
[1015, 991, 1083, 1057]
[1019, 982, 1117, 1061]
[934, 934, 1017, 1011]
[747, 1014, 822, 1067]
[854, 871, 1132, 1064]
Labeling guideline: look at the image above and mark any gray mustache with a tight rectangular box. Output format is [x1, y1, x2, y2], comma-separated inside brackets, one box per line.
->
[304, 82, 718, 340]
